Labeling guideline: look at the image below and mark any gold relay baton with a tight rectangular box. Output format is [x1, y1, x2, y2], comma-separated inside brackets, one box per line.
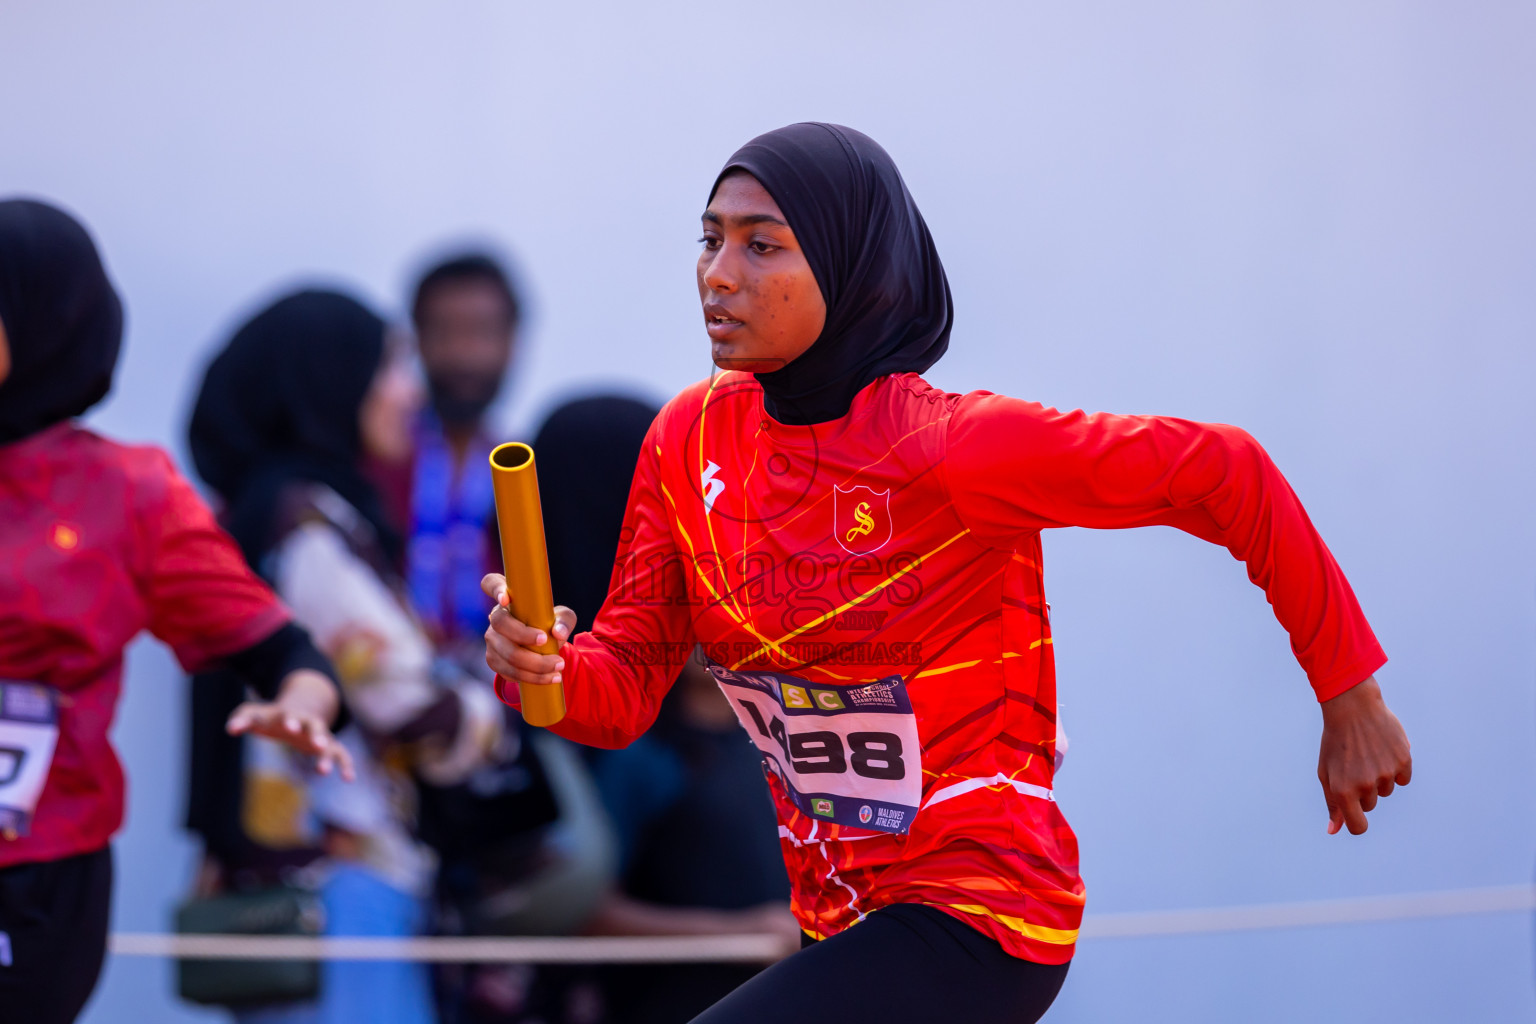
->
[488, 442, 567, 727]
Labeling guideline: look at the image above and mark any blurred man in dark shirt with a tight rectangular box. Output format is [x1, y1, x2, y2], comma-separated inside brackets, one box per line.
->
[379, 254, 586, 1024]
[394, 253, 521, 655]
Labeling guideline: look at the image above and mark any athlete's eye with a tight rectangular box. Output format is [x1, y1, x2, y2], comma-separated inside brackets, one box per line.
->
[749, 240, 778, 255]
[699, 236, 722, 251]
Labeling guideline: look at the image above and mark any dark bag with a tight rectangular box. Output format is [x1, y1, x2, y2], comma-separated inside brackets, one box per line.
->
[174, 884, 322, 1008]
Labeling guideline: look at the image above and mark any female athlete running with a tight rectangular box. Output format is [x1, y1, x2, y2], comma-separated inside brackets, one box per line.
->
[0, 201, 352, 1024]
[482, 123, 1412, 1023]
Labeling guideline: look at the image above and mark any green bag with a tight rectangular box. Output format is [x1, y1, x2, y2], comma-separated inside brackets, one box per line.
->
[174, 884, 323, 1008]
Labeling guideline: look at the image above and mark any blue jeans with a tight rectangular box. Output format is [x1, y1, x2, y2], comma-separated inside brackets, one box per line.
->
[317, 864, 434, 1024]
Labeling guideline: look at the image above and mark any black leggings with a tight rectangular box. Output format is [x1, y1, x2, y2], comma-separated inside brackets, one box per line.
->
[0, 845, 113, 1024]
[690, 903, 1069, 1024]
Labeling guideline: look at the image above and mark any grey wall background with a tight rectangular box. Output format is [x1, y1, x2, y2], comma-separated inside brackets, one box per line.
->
[3, 2, 1532, 1021]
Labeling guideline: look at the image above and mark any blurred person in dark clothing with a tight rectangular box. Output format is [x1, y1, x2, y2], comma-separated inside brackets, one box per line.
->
[395, 252, 567, 892]
[532, 397, 666, 634]
[383, 260, 614, 1024]
[587, 649, 797, 1024]
[533, 397, 797, 1024]
[188, 288, 514, 1024]
[392, 253, 522, 655]
[442, 396, 669, 1024]
[378, 253, 571, 953]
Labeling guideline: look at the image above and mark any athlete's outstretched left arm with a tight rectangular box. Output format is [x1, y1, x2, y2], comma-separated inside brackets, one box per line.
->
[135, 451, 353, 780]
[944, 394, 1410, 835]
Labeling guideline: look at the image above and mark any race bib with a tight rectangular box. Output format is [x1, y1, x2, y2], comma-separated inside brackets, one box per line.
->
[0, 682, 60, 838]
[708, 663, 921, 835]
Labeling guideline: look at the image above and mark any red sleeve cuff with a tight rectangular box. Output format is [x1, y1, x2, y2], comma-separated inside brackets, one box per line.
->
[493, 675, 522, 709]
[1311, 650, 1389, 703]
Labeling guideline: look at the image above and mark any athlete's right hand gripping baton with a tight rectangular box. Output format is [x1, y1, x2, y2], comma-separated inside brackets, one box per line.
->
[489, 442, 567, 727]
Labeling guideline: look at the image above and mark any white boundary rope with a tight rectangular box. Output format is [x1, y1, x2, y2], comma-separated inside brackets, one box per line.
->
[110, 884, 1536, 963]
[1078, 882, 1536, 940]
[110, 933, 785, 964]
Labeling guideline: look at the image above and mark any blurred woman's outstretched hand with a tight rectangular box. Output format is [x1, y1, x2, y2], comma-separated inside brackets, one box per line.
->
[225, 668, 355, 782]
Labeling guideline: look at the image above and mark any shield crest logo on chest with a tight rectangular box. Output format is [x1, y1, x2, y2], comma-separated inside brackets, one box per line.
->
[833, 484, 893, 554]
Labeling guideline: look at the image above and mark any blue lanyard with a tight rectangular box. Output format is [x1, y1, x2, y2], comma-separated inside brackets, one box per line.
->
[407, 418, 496, 641]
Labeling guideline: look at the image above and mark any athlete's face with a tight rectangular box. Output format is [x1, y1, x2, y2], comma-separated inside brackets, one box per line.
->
[698, 172, 826, 373]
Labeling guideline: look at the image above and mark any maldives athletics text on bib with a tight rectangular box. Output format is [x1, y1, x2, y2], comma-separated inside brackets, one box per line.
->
[0, 681, 61, 838]
[708, 663, 921, 835]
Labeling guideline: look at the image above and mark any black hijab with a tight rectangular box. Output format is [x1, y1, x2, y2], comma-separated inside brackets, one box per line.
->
[533, 395, 660, 632]
[0, 199, 125, 444]
[189, 289, 399, 567]
[711, 123, 953, 425]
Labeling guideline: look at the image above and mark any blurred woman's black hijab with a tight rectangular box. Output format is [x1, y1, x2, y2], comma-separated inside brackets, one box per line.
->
[189, 289, 400, 567]
[711, 122, 953, 425]
[534, 395, 660, 632]
[0, 199, 125, 444]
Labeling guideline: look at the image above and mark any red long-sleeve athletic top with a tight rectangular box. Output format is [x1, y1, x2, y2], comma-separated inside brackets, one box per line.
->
[496, 371, 1386, 963]
[0, 424, 289, 868]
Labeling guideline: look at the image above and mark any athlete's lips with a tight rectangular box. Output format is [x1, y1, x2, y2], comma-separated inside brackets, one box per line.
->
[703, 302, 745, 340]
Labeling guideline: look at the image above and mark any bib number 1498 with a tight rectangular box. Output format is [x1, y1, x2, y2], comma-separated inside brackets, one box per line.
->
[709, 664, 921, 835]
[736, 701, 905, 779]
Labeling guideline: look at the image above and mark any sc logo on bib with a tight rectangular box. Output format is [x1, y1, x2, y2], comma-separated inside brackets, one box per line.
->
[779, 683, 846, 712]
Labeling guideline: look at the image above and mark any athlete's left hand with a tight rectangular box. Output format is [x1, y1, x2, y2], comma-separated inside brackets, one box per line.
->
[1317, 675, 1410, 835]
[226, 668, 356, 782]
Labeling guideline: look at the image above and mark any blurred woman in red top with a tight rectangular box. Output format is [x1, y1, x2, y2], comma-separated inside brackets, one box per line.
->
[481, 125, 1414, 1024]
[0, 199, 351, 1024]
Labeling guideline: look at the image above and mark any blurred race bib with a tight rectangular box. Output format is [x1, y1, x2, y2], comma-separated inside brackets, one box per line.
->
[708, 663, 921, 835]
[0, 682, 60, 838]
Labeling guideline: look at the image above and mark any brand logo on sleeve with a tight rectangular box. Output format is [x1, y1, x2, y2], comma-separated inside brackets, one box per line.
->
[833, 484, 892, 554]
[701, 461, 726, 514]
[811, 798, 835, 818]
